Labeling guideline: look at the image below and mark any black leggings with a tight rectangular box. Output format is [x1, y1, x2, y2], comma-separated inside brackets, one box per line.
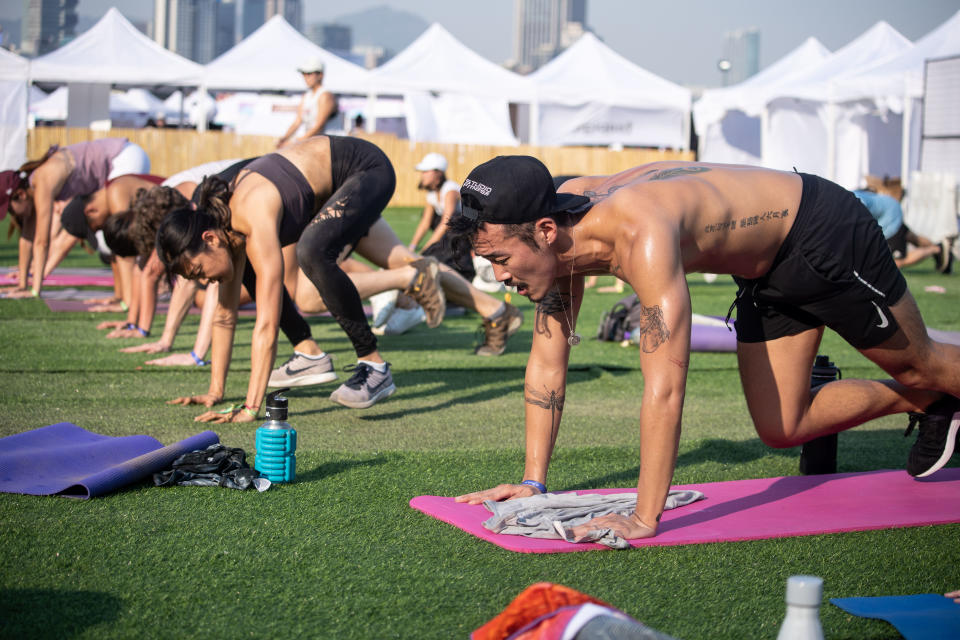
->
[241, 263, 312, 348]
[295, 137, 396, 358]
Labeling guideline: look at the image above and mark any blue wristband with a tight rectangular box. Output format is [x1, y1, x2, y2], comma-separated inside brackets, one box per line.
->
[135, 326, 149, 337]
[124, 322, 136, 331]
[190, 350, 208, 366]
[521, 479, 547, 494]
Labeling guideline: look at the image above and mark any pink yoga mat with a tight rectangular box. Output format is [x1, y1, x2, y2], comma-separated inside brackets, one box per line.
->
[410, 468, 960, 553]
[1, 273, 115, 287]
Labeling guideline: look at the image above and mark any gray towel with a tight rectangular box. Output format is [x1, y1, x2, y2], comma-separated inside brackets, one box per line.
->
[483, 490, 704, 549]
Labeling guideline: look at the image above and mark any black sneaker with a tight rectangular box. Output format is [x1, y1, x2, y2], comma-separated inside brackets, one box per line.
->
[904, 394, 960, 477]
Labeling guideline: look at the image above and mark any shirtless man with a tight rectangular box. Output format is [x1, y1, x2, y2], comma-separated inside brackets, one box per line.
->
[451, 155, 960, 541]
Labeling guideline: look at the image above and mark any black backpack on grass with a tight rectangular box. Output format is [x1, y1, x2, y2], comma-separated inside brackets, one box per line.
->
[596, 293, 644, 342]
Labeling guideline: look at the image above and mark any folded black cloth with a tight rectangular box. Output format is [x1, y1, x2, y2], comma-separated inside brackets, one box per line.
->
[153, 444, 263, 491]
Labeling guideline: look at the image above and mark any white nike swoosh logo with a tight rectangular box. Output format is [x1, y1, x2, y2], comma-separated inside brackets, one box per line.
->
[871, 301, 889, 329]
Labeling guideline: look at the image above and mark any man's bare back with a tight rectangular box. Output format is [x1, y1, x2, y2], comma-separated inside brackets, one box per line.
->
[559, 162, 803, 280]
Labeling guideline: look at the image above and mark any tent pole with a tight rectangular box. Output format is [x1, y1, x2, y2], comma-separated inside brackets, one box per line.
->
[196, 83, 208, 133]
[760, 106, 769, 168]
[530, 99, 539, 147]
[900, 96, 912, 190]
[826, 101, 837, 182]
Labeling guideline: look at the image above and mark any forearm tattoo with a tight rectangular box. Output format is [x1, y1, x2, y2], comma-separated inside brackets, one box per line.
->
[638, 304, 670, 353]
[525, 384, 565, 424]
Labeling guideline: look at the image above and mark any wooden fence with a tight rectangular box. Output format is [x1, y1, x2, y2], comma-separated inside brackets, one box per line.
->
[27, 128, 693, 207]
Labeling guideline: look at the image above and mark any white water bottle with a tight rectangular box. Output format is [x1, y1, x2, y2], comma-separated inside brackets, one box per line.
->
[776, 575, 825, 640]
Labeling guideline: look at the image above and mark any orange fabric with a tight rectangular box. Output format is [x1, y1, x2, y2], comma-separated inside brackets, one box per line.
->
[472, 582, 611, 640]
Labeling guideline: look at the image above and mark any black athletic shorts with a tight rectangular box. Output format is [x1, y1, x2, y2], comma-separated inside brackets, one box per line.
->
[733, 173, 908, 350]
[886, 223, 909, 260]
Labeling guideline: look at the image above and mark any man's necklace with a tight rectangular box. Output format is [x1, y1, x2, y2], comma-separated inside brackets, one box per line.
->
[555, 231, 581, 347]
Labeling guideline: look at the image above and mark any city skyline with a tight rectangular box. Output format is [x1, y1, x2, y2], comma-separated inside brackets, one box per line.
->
[1, 0, 957, 87]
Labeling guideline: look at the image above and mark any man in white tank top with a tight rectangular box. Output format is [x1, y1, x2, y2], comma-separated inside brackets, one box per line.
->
[277, 57, 338, 149]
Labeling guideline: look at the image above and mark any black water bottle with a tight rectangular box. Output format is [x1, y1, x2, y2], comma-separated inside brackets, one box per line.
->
[799, 356, 842, 475]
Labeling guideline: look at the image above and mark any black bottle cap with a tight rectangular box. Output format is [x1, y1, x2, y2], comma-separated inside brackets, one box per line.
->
[265, 387, 290, 421]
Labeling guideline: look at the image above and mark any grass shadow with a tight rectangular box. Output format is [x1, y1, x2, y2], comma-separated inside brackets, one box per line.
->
[294, 455, 389, 484]
[0, 588, 122, 638]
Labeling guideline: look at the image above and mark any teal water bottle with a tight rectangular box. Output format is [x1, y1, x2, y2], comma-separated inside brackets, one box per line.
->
[255, 388, 296, 483]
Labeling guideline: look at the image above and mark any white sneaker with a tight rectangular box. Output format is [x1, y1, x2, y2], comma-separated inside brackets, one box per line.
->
[372, 305, 426, 335]
[368, 290, 399, 327]
[472, 255, 505, 293]
[268, 352, 338, 387]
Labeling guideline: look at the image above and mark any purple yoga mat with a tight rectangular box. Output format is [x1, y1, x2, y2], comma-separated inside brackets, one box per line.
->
[690, 323, 737, 352]
[410, 468, 960, 553]
[0, 423, 219, 499]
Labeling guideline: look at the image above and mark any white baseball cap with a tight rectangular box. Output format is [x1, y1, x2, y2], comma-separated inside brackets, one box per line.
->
[297, 57, 325, 74]
[415, 152, 447, 172]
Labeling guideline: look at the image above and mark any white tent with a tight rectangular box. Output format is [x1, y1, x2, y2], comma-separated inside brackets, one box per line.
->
[30, 86, 68, 121]
[762, 22, 912, 188]
[0, 46, 28, 168]
[527, 32, 691, 149]
[694, 37, 831, 164]
[834, 10, 960, 185]
[367, 23, 530, 145]
[203, 15, 369, 94]
[30, 8, 202, 86]
[163, 89, 217, 127]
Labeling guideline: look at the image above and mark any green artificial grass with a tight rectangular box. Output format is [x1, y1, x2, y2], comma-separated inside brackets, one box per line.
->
[1, 208, 959, 639]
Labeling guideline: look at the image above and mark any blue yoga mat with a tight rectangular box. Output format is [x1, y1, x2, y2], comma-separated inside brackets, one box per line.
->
[831, 594, 960, 640]
[0, 423, 219, 499]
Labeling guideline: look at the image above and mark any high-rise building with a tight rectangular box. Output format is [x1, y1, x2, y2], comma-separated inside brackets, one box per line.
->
[720, 27, 760, 86]
[154, 0, 231, 64]
[21, 0, 78, 56]
[266, 0, 301, 32]
[215, 0, 237, 58]
[513, 0, 587, 74]
[241, 0, 265, 37]
[315, 23, 351, 53]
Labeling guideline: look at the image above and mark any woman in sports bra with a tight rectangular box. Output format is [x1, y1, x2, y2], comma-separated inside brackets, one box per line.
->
[156, 135, 523, 419]
[0, 138, 149, 298]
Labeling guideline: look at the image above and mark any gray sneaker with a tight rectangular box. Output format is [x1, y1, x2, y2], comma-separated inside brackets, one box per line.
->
[268, 352, 338, 388]
[329, 362, 397, 409]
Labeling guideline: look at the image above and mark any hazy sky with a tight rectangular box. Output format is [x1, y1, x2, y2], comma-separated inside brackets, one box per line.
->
[3, 0, 958, 87]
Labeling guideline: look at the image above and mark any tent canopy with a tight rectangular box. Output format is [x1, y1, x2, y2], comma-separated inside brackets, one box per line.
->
[30, 8, 203, 85]
[203, 15, 369, 93]
[836, 9, 960, 106]
[367, 23, 533, 101]
[693, 37, 831, 132]
[0, 46, 28, 81]
[528, 32, 690, 111]
[763, 21, 912, 104]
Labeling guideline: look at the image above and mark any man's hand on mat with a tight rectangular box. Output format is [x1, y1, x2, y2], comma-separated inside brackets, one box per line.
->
[569, 512, 656, 542]
[97, 320, 127, 330]
[145, 353, 198, 366]
[121, 340, 171, 354]
[946, 590, 960, 604]
[168, 393, 221, 408]
[455, 483, 538, 504]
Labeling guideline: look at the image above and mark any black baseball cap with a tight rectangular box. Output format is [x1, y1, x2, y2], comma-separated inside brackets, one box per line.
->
[459, 156, 590, 225]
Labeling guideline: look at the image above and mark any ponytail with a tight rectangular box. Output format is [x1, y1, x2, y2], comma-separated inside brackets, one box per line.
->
[195, 175, 233, 231]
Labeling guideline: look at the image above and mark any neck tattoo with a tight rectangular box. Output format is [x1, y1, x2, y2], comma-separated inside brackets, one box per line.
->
[556, 231, 581, 347]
